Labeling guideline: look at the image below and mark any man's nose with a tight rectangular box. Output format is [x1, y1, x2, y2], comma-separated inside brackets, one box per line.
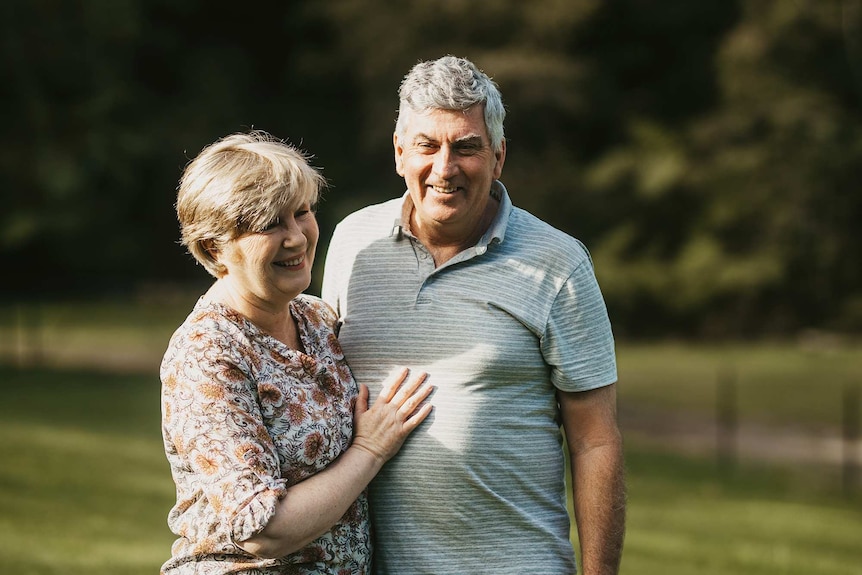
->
[432, 147, 458, 178]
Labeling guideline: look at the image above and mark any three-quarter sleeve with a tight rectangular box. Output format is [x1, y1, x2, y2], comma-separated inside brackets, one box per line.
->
[162, 325, 288, 546]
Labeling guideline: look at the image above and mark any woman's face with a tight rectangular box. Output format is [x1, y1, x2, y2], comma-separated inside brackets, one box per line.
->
[216, 202, 319, 307]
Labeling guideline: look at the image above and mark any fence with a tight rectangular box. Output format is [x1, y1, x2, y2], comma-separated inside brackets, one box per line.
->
[4, 302, 862, 495]
[617, 365, 861, 497]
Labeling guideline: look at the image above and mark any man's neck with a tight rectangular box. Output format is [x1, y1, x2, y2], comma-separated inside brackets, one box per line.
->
[407, 194, 500, 266]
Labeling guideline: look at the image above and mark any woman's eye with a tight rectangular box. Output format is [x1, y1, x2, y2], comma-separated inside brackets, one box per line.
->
[262, 217, 281, 231]
[296, 204, 316, 218]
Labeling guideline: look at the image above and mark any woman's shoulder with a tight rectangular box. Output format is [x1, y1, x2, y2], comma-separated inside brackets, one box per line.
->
[162, 299, 254, 368]
[174, 298, 248, 341]
[292, 294, 337, 327]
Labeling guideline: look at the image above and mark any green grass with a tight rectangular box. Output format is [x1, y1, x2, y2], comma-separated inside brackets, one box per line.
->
[0, 367, 176, 575]
[617, 341, 862, 428]
[1, 299, 861, 573]
[621, 450, 862, 574]
[0, 298, 197, 373]
[1, 365, 860, 575]
[3, 299, 860, 429]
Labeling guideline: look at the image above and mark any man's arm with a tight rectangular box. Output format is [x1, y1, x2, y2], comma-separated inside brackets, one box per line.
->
[558, 383, 626, 575]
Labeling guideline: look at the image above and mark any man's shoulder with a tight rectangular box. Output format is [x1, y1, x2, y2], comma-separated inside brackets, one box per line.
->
[335, 197, 402, 231]
[506, 205, 592, 266]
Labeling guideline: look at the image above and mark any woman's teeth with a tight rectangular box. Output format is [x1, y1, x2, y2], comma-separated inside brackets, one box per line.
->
[276, 256, 303, 267]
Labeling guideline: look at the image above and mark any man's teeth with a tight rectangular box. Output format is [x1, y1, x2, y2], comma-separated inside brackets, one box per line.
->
[431, 185, 456, 194]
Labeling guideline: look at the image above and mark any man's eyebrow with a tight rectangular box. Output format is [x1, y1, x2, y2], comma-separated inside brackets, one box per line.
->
[452, 135, 485, 146]
[411, 133, 486, 145]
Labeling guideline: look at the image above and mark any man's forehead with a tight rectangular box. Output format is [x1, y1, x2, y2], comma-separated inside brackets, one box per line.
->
[404, 107, 489, 141]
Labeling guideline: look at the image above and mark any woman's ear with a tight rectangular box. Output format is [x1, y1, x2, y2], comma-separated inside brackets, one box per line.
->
[202, 239, 219, 259]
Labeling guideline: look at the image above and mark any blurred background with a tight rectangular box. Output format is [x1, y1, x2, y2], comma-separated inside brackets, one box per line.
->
[3, 0, 861, 339]
[1, 1, 861, 574]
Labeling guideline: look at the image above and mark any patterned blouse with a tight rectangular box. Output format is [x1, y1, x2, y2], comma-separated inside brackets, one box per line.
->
[159, 294, 369, 575]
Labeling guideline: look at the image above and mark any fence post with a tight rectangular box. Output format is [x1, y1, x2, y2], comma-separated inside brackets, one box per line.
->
[716, 366, 737, 471]
[15, 304, 26, 367]
[15, 303, 43, 368]
[844, 384, 861, 496]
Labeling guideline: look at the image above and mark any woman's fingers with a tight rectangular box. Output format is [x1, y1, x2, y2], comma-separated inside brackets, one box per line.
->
[406, 401, 434, 428]
[371, 367, 434, 426]
[398, 381, 434, 419]
[391, 371, 428, 407]
[354, 383, 370, 417]
[377, 367, 409, 403]
[378, 368, 429, 408]
[352, 369, 434, 463]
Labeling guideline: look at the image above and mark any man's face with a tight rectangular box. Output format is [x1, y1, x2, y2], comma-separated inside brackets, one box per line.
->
[394, 106, 505, 238]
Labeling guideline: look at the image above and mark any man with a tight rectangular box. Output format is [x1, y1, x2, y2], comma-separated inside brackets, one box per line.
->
[322, 55, 625, 575]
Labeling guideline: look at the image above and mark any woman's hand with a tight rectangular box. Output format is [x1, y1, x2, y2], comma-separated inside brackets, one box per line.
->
[351, 367, 434, 463]
[237, 368, 433, 559]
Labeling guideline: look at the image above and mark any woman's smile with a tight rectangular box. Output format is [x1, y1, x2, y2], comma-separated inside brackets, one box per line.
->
[275, 254, 306, 269]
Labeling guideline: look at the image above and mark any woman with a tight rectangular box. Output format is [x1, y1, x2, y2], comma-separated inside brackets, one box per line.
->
[160, 130, 433, 574]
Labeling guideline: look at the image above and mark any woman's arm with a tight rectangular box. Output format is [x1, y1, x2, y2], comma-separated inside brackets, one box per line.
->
[237, 368, 433, 558]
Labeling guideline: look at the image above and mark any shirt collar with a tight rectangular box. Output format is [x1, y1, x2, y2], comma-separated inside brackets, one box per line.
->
[484, 180, 511, 245]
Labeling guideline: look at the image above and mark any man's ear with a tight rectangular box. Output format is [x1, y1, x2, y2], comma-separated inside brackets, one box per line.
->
[493, 138, 507, 180]
[393, 132, 404, 177]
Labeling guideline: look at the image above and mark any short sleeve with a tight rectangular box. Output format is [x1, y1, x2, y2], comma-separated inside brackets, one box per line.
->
[541, 258, 617, 392]
[321, 223, 347, 315]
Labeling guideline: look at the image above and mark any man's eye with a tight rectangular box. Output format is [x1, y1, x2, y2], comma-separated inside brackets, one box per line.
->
[455, 144, 482, 155]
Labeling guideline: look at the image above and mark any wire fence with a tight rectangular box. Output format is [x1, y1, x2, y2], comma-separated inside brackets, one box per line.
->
[4, 302, 862, 496]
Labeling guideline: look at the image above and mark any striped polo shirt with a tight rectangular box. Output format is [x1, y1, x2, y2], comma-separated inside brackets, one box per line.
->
[321, 181, 617, 575]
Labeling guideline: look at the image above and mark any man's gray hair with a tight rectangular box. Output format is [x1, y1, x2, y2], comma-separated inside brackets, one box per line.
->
[395, 55, 506, 153]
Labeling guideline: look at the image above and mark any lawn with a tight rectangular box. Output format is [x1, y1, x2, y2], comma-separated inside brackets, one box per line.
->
[1, 299, 861, 573]
[2, 298, 860, 430]
[0, 367, 175, 575]
[1, 364, 860, 575]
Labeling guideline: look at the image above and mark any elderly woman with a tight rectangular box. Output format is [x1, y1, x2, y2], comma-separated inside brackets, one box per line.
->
[160, 130, 433, 575]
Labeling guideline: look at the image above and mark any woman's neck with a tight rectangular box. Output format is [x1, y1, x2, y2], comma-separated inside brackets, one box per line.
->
[205, 280, 302, 350]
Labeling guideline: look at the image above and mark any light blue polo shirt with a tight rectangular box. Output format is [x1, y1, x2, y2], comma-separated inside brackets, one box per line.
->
[322, 181, 617, 575]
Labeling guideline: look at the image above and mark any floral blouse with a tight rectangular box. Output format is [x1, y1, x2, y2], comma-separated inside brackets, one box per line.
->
[160, 295, 369, 575]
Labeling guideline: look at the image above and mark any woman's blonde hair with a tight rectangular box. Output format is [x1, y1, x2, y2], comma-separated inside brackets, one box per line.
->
[176, 130, 325, 278]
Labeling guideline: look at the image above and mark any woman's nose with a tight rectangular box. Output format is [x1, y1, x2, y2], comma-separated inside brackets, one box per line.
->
[279, 219, 305, 247]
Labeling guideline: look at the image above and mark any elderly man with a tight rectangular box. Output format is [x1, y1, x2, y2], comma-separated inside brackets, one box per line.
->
[322, 55, 625, 575]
